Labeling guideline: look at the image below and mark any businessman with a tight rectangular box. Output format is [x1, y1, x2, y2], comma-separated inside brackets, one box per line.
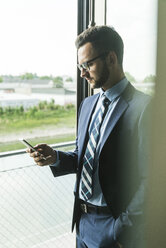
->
[28, 26, 151, 248]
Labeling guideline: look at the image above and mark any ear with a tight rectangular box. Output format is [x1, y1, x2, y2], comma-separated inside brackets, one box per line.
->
[108, 51, 118, 66]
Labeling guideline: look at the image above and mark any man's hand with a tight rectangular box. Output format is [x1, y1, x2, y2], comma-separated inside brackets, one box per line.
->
[27, 143, 57, 166]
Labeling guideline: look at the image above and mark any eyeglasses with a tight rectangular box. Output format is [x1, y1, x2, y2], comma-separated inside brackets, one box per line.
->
[77, 52, 108, 71]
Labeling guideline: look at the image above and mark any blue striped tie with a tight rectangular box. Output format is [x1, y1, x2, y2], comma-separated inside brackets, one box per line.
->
[81, 95, 110, 201]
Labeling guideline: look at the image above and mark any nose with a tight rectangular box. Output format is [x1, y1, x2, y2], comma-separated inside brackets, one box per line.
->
[80, 68, 88, 78]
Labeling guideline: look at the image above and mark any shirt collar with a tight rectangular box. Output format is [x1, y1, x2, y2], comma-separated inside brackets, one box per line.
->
[100, 77, 128, 102]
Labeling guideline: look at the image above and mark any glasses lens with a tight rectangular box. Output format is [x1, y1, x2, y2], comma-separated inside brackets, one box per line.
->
[82, 62, 89, 70]
[77, 62, 89, 71]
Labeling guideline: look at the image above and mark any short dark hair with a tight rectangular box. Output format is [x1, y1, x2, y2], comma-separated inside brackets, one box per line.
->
[75, 25, 124, 65]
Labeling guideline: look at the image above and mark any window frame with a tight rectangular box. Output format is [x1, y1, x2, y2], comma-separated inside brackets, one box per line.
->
[76, 0, 106, 122]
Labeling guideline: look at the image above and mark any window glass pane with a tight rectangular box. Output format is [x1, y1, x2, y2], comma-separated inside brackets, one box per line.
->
[0, 145, 76, 247]
[0, 0, 77, 153]
[106, 0, 157, 95]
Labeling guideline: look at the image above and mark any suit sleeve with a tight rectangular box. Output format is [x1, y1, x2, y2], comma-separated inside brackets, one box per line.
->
[49, 100, 85, 177]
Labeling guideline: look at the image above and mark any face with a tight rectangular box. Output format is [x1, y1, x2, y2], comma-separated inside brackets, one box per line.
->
[77, 42, 110, 90]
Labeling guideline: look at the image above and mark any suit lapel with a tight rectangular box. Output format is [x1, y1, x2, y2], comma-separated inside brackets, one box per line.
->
[99, 96, 128, 154]
[99, 82, 134, 155]
[78, 82, 135, 159]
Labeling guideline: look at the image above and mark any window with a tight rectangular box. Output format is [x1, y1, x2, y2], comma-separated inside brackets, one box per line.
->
[106, 0, 157, 95]
[0, 1, 77, 247]
[0, 0, 77, 153]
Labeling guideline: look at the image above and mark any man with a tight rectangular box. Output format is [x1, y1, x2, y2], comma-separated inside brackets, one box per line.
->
[28, 26, 151, 248]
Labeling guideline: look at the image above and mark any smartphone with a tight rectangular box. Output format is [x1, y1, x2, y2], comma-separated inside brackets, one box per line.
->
[19, 138, 46, 160]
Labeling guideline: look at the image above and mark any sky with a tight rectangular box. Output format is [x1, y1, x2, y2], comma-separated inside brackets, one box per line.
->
[106, 0, 158, 80]
[0, 0, 158, 81]
[0, 0, 77, 77]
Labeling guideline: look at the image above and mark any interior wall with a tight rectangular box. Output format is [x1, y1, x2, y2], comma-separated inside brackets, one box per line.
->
[147, 0, 166, 247]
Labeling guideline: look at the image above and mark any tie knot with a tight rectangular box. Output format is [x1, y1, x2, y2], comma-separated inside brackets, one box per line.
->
[102, 95, 110, 108]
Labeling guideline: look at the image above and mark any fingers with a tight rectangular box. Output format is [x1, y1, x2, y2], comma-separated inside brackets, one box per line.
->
[35, 155, 53, 166]
[34, 153, 56, 166]
[26, 143, 47, 158]
[26, 144, 56, 166]
[26, 143, 47, 153]
[35, 155, 51, 166]
[33, 143, 47, 150]
[27, 151, 47, 166]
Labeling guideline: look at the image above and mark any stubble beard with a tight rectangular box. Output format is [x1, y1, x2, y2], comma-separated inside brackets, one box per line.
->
[90, 62, 110, 90]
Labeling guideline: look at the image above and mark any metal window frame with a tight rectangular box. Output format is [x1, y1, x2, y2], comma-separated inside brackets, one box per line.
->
[76, 0, 90, 114]
[76, 0, 107, 117]
[0, 141, 75, 158]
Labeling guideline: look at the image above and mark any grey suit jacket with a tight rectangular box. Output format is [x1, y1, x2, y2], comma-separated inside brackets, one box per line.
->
[50, 82, 152, 247]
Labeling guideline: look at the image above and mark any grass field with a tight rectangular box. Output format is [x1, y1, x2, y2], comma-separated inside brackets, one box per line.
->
[0, 102, 76, 152]
[0, 133, 76, 152]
